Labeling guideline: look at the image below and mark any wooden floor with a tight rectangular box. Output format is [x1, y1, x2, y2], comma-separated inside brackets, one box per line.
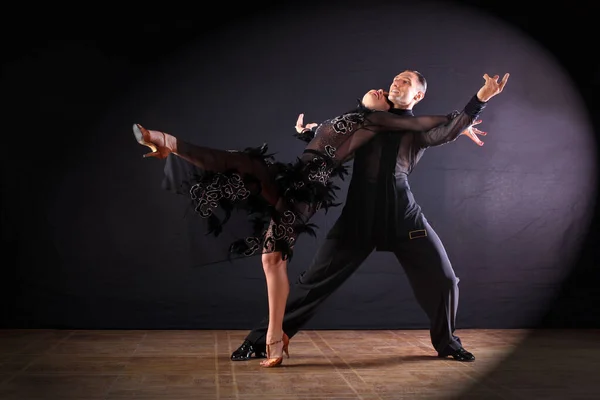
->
[0, 329, 599, 399]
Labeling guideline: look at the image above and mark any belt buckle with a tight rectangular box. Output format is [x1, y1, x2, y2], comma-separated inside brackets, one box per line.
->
[409, 229, 427, 239]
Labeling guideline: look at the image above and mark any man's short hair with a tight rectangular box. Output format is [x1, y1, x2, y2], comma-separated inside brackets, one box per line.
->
[405, 69, 427, 94]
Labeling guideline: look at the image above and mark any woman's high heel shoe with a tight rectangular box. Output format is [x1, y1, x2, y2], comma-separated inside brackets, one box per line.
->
[259, 333, 290, 368]
[132, 123, 174, 159]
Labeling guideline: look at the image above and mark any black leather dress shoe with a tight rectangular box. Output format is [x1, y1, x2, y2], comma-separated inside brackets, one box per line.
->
[230, 340, 267, 361]
[437, 346, 475, 362]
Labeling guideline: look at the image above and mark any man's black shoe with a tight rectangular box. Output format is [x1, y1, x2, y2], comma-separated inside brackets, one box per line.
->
[230, 340, 267, 361]
[437, 346, 475, 362]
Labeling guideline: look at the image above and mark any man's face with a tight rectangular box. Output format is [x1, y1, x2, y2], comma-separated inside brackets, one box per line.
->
[388, 71, 423, 108]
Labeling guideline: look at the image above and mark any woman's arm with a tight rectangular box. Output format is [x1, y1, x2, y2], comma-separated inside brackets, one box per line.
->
[364, 111, 451, 133]
[293, 113, 319, 143]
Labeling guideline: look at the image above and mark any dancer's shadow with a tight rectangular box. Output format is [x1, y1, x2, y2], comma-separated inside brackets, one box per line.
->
[282, 353, 441, 369]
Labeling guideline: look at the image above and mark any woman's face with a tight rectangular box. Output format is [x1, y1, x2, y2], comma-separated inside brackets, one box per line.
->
[361, 89, 391, 111]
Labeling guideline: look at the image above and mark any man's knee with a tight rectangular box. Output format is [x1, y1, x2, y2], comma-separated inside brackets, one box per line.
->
[440, 275, 459, 291]
[426, 260, 460, 290]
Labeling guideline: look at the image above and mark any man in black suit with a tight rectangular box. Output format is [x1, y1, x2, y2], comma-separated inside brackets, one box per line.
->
[231, 71, 509, 362]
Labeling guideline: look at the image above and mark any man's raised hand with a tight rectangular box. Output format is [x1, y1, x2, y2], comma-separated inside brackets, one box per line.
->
[476, 73, 510, 102]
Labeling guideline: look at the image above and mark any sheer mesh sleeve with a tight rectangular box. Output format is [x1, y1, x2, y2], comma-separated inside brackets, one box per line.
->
[301, 110, 451, 164]
[363, 112, 450, 133]
[414, 94, 487, 148]
[325, 112, 450, 160]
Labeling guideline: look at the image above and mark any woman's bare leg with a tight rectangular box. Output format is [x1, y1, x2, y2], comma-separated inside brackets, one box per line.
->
[133, 124, 279, 204]
[259, 250, 290, 367]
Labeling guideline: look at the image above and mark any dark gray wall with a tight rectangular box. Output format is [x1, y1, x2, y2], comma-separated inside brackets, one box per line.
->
[1, 0, 598, 332]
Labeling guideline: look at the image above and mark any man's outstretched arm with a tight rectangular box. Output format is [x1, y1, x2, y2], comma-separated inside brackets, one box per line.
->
[416, 73, 509, 148]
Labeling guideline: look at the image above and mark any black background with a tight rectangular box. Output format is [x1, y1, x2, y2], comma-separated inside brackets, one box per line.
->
[2, 0, 598, 331]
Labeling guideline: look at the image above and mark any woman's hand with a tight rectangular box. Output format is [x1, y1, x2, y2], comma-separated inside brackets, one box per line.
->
[295, 113, 318, 133]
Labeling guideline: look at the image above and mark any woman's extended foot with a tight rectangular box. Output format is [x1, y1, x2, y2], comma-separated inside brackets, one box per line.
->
[132, 123, 177, 159]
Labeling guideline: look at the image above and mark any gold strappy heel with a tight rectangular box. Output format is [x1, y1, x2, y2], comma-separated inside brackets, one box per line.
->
[132, 123, 173, 159]
[259, 333, 290, 368]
